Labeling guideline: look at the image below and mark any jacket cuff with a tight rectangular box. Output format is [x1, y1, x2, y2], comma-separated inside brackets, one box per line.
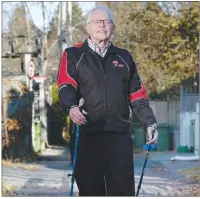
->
[147, 123, 157, 130]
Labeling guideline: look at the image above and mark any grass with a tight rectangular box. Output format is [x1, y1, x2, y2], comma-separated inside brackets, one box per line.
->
[2, 155, 39, 196]
[2, 159, 38, 170]
[179, 167, 200, 196]
[180, 167, 200, 182]
[2, 180, 16, 196]
[2, 157, 38, 196]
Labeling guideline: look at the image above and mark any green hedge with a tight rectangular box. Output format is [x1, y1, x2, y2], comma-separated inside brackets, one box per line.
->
[51, 83, 70, 143]
[52, 83, 59, 104]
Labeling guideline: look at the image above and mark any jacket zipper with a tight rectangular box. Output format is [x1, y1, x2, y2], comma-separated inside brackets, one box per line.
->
[99, 61, 107, 129]
[94, 54, 108, 129]
[103, 72, 107, 130]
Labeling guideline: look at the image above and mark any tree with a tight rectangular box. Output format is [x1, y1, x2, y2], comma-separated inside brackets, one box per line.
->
[100, 2, 199, 95]
[47, 5, 59, 41]
[3, 3, 41, 54]
[71, 2, 87, 44]
[44, 3, 86, 76]
[8, 4, 27, 37]
[5, 4, 28, 53]
[47, 2, 86, 45]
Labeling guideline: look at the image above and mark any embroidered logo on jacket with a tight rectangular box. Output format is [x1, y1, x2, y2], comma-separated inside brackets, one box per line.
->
[112, 60, 124, 68]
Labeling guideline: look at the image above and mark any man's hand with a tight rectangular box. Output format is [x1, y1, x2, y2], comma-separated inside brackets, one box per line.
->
[69, 106, 88, 125]
[146, 123, 159, 144]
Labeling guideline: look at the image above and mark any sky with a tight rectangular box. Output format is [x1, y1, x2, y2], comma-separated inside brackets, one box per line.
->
[3, 1, 96, 32]
[2, 1, 188, 32]
[79, 1, 96, 14]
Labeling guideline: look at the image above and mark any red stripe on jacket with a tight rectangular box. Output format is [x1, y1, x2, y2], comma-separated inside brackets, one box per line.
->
[57, 51, 77, 89]
[75, 43, 83, 48]
[130, 84, 148, 102]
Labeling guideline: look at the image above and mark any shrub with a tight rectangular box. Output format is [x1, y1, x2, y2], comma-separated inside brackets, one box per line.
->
[2, 83, 34, 160]
[51, 83, 71, 144]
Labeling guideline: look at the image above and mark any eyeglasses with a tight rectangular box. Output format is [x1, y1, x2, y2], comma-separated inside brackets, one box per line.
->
[88, 19, 113, 25]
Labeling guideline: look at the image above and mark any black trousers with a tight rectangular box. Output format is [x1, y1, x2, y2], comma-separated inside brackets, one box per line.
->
[74, 131, 135, 196]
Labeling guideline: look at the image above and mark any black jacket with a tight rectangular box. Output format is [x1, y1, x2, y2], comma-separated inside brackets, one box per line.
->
[58, 40, 156, 133]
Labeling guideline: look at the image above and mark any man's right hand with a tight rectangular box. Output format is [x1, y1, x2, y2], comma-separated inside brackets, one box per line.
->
[69, 106, 87, 125]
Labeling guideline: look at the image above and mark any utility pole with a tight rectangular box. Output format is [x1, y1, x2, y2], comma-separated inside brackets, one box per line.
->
[58, 1, 72, 58]
[58, 2, 67, 58]
[61, 1, 67, 52]
[24, 3, 32, 87]
[41, 1, 46, 75]
[57, 2, 61, 38]
[39, 2, 48, 150]
[26, 9, 32, 53]
[68, 2, 72, 48]
[57, 2, 62, 59]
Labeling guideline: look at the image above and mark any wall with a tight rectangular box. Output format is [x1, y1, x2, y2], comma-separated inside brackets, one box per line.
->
[149, 100, 180, 130]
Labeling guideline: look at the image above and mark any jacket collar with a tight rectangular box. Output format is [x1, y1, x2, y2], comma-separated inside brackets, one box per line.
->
[87, 37, 111, 57]
[78, 38, 119, 56]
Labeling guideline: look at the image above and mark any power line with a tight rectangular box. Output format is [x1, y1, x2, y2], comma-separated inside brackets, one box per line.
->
[23, 2, 37, 31]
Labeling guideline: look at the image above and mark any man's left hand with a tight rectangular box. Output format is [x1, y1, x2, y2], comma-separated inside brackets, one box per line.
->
[147, 124, 159, 144]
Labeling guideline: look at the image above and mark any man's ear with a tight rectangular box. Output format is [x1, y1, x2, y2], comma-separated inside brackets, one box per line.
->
[111, 24, 115, 32]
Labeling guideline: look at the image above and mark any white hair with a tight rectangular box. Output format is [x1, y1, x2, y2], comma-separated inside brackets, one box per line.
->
[86, 5, 114, 24]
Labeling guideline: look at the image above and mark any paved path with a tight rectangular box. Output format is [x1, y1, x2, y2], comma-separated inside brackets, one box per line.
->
[134, 153, 199, 196]
[2, 146, 199, 196]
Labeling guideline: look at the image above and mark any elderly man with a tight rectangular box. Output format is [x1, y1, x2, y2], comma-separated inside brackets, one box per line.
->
[57, 5, 158, 196]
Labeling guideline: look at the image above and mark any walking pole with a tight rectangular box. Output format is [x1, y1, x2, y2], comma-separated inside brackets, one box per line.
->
[136, 144, 151, 196]
[68, 98, 84, 196]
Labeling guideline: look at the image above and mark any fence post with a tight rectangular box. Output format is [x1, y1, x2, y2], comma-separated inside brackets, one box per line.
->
[39, 81, 47, 150]
[24, 54, 31, 87]
[179, 85, 184, 145]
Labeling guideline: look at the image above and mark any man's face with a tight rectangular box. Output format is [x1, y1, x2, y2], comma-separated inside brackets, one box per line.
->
[86, 9, 114, 42]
